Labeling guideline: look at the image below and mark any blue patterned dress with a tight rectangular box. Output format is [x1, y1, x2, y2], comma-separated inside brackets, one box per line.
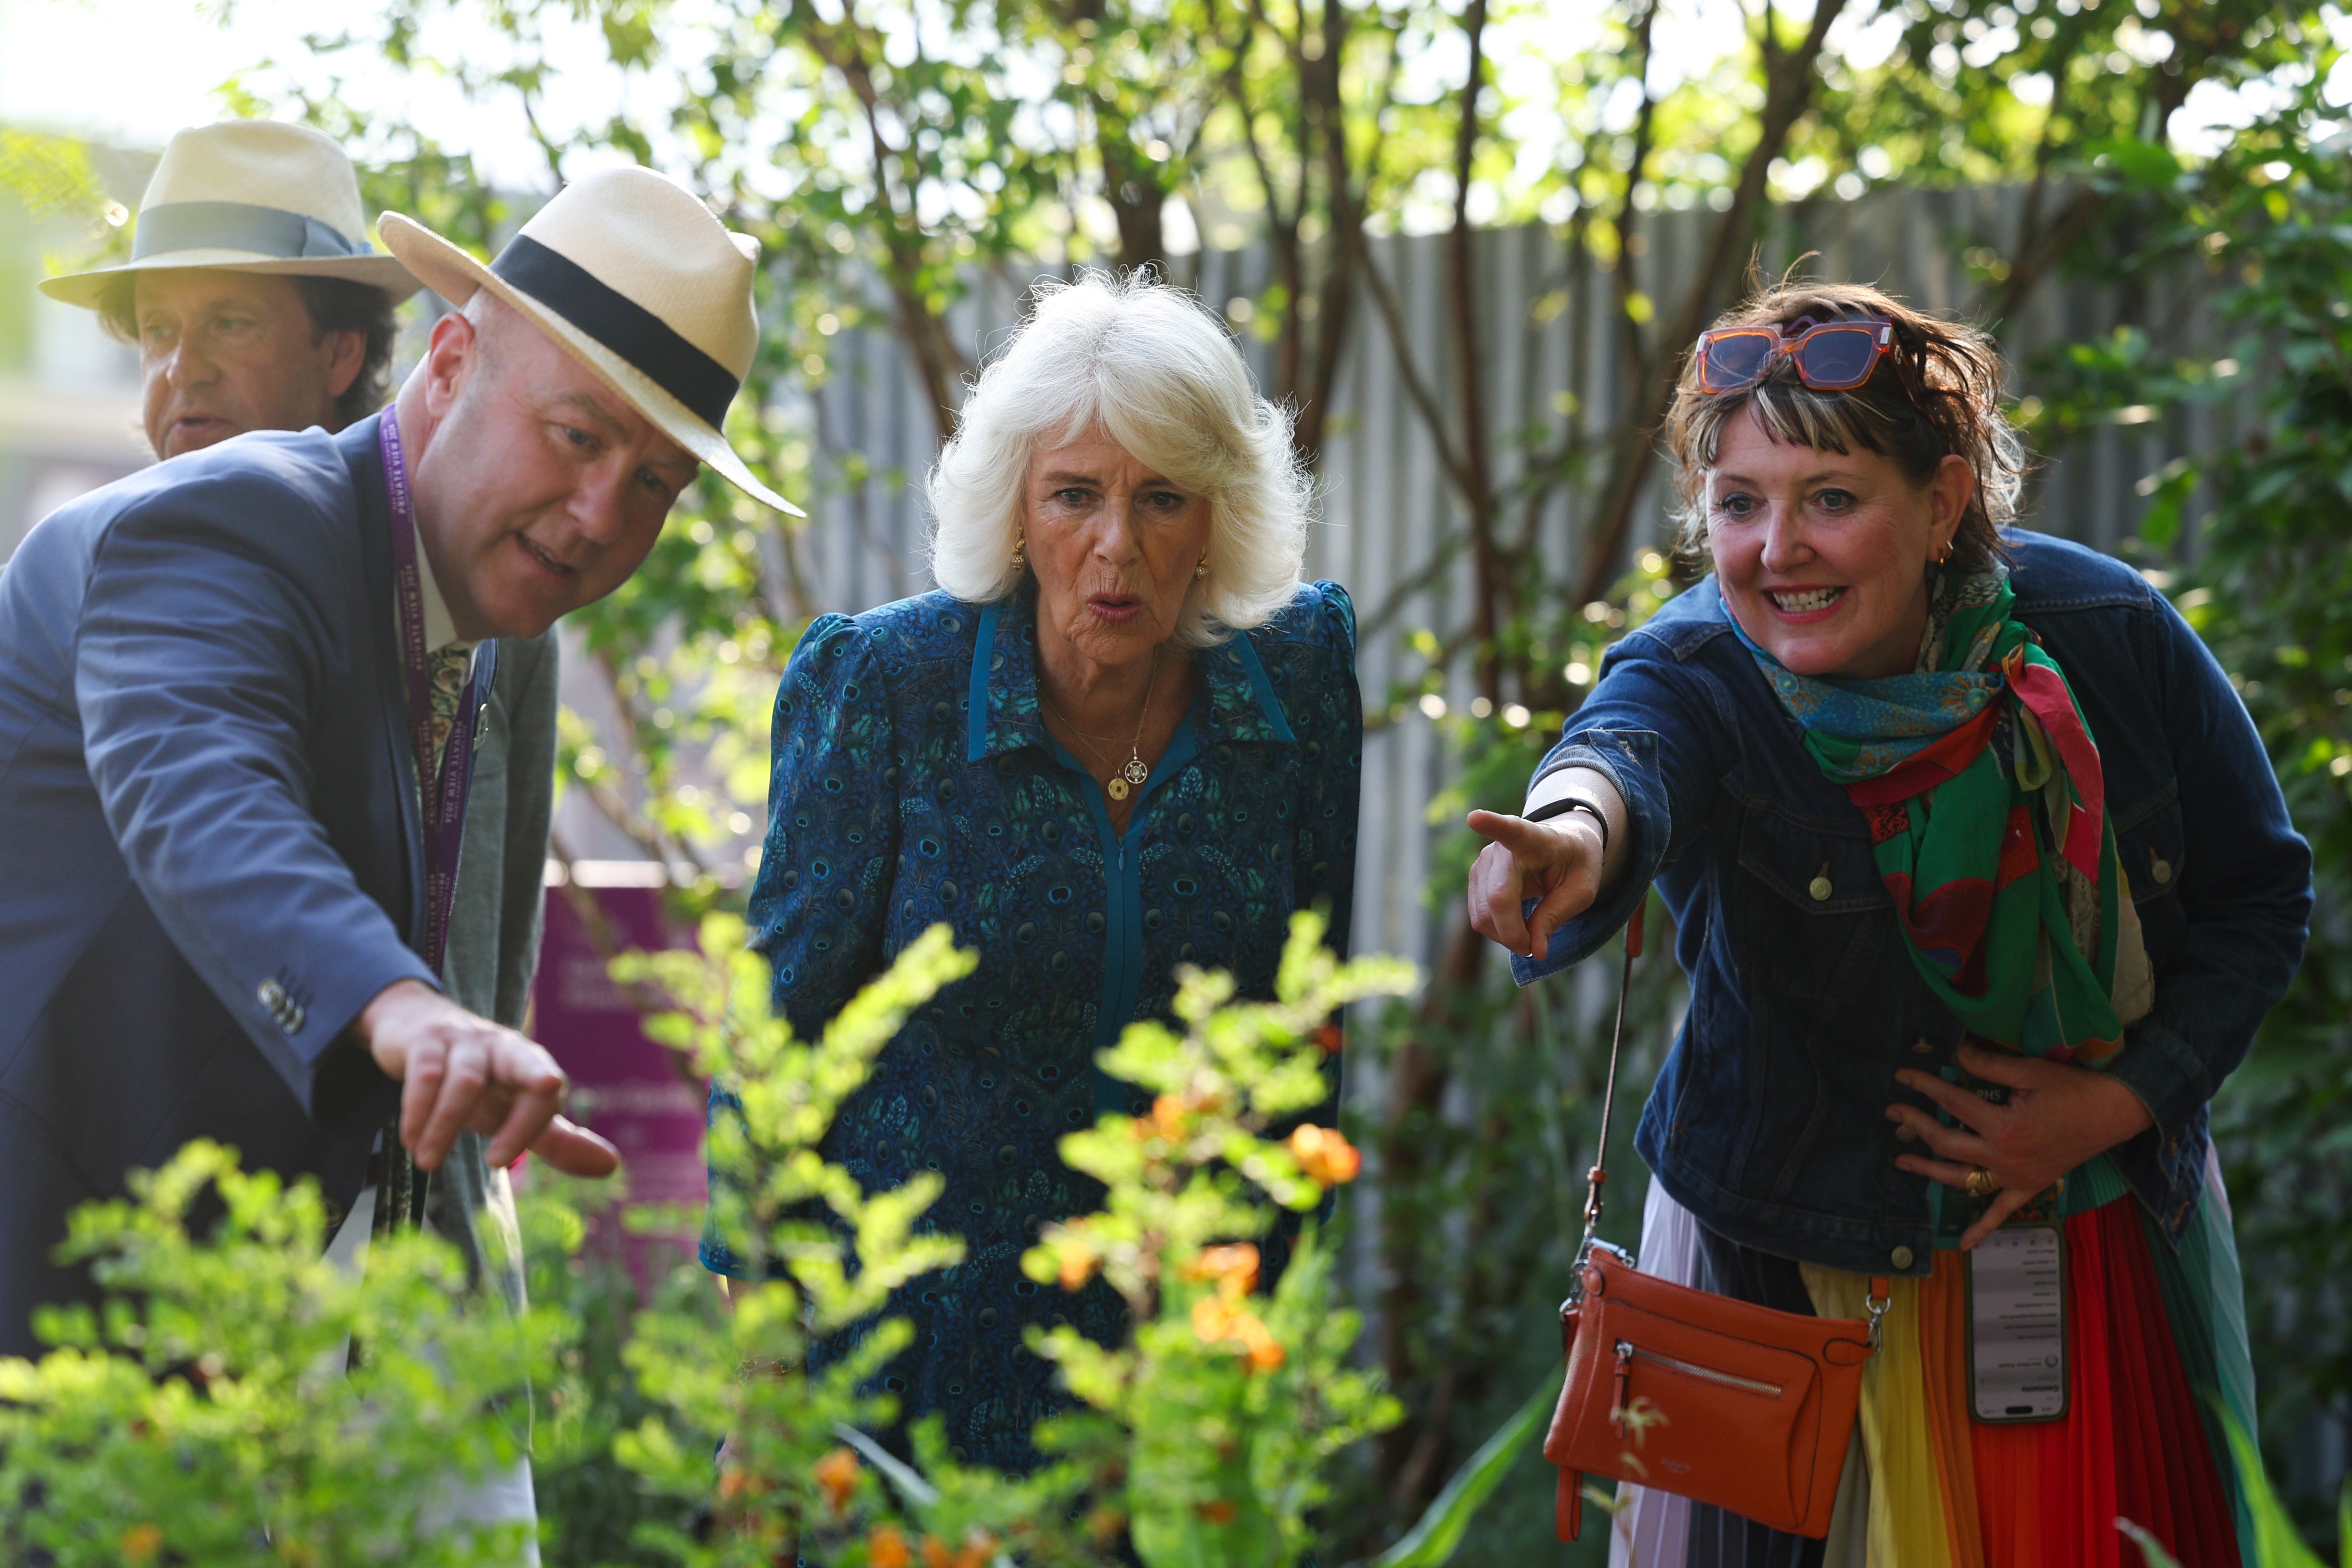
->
[703, 580, 1361, 1469]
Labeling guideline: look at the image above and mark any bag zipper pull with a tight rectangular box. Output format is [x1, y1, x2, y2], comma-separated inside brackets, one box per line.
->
[1610, 1339, 1634, 1431]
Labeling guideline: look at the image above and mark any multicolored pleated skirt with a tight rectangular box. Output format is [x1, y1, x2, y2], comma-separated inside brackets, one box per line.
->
[1608, 1150, 2255, 1568]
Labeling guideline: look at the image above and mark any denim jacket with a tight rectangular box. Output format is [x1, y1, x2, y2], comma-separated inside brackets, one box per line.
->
[1514, 531, 2311, 1277]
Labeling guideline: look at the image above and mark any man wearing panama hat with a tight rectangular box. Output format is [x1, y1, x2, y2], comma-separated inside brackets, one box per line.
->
[42, 119, 420, 461]
[0, 155, 796, 1514]
[37, 117, 582, 1523]
[44, 114, 585, 1399]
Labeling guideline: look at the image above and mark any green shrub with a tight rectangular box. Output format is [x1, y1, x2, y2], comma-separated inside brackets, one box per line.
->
[0, 1141, 563, 1566]
[1, 914, 1454, 1568]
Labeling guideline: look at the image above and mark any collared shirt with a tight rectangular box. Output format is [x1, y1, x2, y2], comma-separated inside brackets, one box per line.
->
[413, 538, 473, 658]
[706, 580, 1362, 1469]
[405, 508, 477, 785]
[381, 436, 476, 785]
[379, 416, 474, 658]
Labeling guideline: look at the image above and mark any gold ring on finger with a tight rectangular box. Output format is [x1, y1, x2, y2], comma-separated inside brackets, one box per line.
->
[1963, 1166, 1997, 1199]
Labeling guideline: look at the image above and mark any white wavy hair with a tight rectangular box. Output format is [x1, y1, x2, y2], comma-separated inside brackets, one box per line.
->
[926, 271, 1312, 647]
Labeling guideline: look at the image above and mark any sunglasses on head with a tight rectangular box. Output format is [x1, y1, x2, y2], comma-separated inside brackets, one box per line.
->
[1693, 314, 1901, 395]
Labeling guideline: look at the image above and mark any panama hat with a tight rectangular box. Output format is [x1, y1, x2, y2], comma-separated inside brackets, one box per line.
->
[40, 120, 420, 307]
[380, 166, 799, 515]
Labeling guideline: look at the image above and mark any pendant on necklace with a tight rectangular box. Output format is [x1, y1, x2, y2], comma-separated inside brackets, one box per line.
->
[1121, 755, 1150, 786]
[1106, 776, 1131, 802]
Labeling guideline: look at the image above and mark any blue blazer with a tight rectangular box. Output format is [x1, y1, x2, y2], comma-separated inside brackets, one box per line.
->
[0, 414, 446, 1355]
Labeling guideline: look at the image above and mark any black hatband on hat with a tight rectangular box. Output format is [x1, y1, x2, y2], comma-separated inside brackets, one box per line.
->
[133, 200, 372, 263]
[490, 235, 739, 428]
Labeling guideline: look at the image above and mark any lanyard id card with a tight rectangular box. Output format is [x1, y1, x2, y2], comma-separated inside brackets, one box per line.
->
[1965, 1221, 2067, 1423]
[371, 408, 490, 1241]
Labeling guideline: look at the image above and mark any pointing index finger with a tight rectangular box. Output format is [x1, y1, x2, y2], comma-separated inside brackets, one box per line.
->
[1465, 807, 1525, 847]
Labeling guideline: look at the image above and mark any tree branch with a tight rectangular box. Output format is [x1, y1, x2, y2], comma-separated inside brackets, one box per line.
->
[1355, 243, 1477, 498]
[794, 0, 967, 444]
[1448, 0, 1503, 698]
[1573, 0, 1852, 606]
[1612, 0, 1661, 408]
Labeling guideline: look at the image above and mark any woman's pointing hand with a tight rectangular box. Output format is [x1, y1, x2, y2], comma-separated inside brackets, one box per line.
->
[1466, 808, 1607, 963]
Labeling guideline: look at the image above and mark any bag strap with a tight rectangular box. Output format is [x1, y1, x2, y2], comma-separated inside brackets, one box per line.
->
[1553, 901, 1647, 1545]
[1579, 900, 1644, 1249]
[1568, 897, 1893, 1346]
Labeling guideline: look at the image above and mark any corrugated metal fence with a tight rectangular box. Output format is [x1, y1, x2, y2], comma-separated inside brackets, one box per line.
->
[793, 184, 2247, 972]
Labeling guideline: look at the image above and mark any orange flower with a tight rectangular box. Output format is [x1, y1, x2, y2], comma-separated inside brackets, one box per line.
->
[920, 1531, 998, 1568]
[1055, 1235, 1101, 1291]
[866, 1525, 913, 1568]
[1151, 1094, 1194, 1139]
[814, 1445, 861, 1513]
[1192, 1295, 1286, 1372]
[1236, 1312, 1286, 1371]
[1192, 1293, 1240, 1343]
[1288, 1124, 1360, 1186]
[1198, 1499, 1239, 1524]
[1313, 1021, 1345, 1054]
[120, 1524, 162, 1564]
[1180, 1242, 1260, 1297]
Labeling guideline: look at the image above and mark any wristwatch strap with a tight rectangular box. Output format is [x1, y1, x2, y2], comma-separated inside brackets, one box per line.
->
[1526, 794, 1609, 855]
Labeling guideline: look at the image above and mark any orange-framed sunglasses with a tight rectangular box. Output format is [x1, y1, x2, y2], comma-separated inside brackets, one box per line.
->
[1693, 315, 1901, 394]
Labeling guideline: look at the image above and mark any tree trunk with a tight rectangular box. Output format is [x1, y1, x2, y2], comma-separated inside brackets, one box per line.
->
[1449, 0, 1501, 700]
[1572, 0, 1852, 607]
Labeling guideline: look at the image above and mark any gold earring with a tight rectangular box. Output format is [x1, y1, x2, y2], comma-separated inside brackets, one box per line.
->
[1195, 558, 1209, 580]
[1011, 532, 1027, 571]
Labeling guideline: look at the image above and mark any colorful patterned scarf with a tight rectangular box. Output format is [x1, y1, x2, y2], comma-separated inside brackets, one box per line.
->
[1733, 570, 2126, 1065]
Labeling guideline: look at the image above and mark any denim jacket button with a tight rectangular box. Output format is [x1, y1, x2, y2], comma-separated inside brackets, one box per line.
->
[1910, 1039, 1936, 1056]
[2151, 856, 2173, 884]
[1894, 1123, 1919, 1143]
[1890, 1245, 1915, 1269]
[1807, 875, 1833, 901]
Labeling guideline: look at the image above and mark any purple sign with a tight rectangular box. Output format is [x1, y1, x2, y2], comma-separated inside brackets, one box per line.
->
[527, 881, 708, 1285]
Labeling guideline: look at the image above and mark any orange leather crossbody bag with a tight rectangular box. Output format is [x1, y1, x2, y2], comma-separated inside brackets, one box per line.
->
[1543, 905, 1888, 1542]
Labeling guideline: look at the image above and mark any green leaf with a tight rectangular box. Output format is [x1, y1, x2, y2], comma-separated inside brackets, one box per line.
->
[2219, 1403, 2332, 1568]
[1364, 1372, 1558, 1568]
[2088, 136, 2184, 191]
[2116, 1517, 2182, 1568]
[2133, 457, 2199, 549]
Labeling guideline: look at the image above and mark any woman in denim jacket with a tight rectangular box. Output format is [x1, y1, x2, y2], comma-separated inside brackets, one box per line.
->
[705, 273, 1360, 1470]
[1470, 283, 2308, 1568]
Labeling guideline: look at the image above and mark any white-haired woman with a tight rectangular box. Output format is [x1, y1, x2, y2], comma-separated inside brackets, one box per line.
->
[703, 273, 1361, 1470]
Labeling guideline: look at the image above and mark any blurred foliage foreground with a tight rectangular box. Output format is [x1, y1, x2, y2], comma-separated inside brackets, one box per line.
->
[0, 913, 1541, 1568]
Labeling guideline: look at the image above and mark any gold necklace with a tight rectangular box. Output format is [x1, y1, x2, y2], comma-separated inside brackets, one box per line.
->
[1042, 651, 1160, 802]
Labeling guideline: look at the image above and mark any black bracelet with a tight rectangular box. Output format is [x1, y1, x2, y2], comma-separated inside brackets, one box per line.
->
[1525, 794, 1608, 854]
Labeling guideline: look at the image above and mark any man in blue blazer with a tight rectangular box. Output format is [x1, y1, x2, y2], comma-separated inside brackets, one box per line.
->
[0, 163, 799, 1356]
[47, 117, 570, 1364]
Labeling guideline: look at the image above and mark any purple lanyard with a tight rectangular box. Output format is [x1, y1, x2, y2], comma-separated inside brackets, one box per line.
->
[379, 409, 482, 974]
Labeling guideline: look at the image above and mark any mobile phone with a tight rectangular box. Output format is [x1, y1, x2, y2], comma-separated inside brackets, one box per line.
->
[1966, 1224, 2068, 1423]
